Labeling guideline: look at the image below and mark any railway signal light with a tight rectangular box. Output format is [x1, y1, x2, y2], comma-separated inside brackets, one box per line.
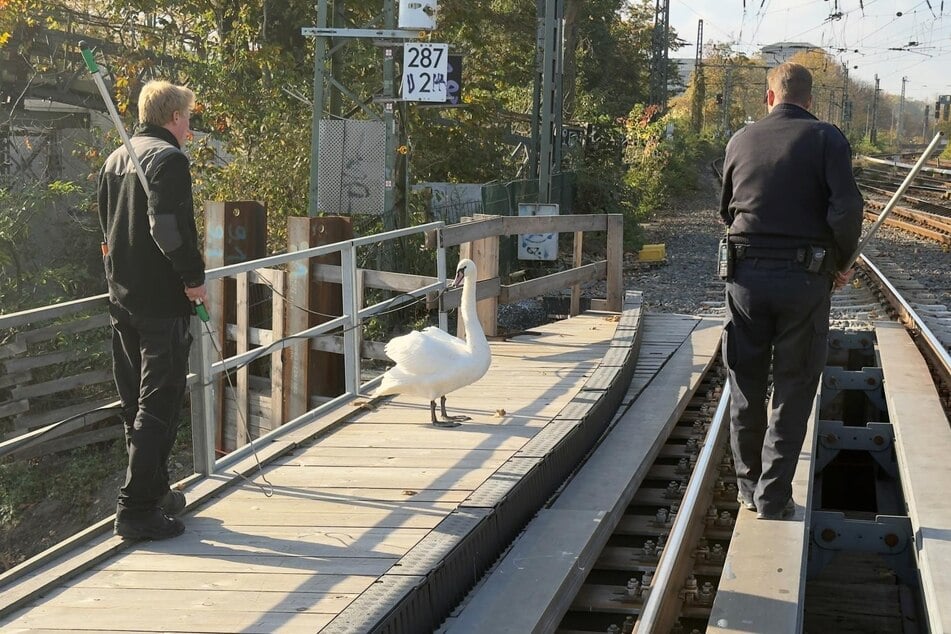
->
[936, 102, 941, 119]
[715, 93, 723, 105]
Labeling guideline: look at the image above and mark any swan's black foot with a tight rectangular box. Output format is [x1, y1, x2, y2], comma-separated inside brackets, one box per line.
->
[438, 396, 470, 424]
[430, 400, 462, 428]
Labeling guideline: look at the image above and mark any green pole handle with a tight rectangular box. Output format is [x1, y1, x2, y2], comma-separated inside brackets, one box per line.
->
[80, 44, 99, 73]
[194, 301, 210, 322]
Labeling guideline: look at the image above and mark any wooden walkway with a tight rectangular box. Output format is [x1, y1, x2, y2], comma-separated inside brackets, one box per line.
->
[0, 292, 672, 633]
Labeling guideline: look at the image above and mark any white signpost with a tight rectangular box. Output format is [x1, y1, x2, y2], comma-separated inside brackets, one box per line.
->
[402, 43, 449, 102]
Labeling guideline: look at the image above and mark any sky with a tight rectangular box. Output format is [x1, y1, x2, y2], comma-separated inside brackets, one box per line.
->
[668, 0, 951, 102]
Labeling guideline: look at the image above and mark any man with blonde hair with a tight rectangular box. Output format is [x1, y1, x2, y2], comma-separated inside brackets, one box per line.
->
[718, 62, 863, 520]
[98, 80, 206, 540]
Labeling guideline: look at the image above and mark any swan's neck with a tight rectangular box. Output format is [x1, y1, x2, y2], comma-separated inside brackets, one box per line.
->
[460, 272, 487, 348]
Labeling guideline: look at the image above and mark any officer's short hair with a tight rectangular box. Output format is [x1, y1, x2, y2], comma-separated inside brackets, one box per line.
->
[138, 81, 195, 127]
[768, 63, 812, 106]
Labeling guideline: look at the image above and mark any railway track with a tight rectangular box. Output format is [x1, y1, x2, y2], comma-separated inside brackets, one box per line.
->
[446, 254, 951, 632]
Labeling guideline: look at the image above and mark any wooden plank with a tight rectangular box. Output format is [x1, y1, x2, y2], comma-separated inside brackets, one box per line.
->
[500, 261, 606, 304]
[251, 465, 497, 490]
[875, 322, 951, 633]
[74, 570, 376, 593]
[16, 586, 358, 613]
[192, 505, 455, 529]
[605, 213, 623, 311]
[2, 604, 335, 633]
[459, 215, 500, 338]
[439, 216, 506, 248]
[0, 370, 31, 390]
[289, 446, 514, 469]
[570, 231, 583, 316]
[0, 294, 107, 331]
[12, 396, 118, 432]
[99, 553, 397, 576]
[0, 399, 29, 418]
[501, 214, 608, 236]
[10, 368, 112, 401]
[310, 334, 387, 360]
[312, 263, 438, 294]
[1, 341, 108, 373]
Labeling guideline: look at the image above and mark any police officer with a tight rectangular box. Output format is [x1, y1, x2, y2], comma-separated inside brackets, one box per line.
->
[719, 62, 863, 520]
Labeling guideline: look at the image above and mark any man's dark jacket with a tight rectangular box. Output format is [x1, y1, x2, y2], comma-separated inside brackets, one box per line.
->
[719, 103, 864, 270]
[98, 125, 205, 317]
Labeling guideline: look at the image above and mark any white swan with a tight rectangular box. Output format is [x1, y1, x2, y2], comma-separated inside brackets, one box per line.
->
[376, 259, 492, 427]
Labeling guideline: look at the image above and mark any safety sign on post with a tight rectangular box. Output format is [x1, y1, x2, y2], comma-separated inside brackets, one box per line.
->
[398, 0, 438, 30]
[402, 43, 449, 102]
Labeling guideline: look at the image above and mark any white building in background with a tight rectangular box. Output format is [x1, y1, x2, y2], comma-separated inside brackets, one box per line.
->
[759, 42, 822, 66]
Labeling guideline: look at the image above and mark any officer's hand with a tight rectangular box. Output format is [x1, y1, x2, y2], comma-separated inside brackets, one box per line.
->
[832, 268, 854, 291]
[185, 284, 207, 303]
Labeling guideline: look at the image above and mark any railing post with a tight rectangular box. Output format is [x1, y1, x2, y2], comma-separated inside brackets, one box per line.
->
[437, 230, 448, 332]
[189, 318, 217, 476]
[458, 214, 499, 338]
[340, 244, 361, 395]
[606, 213, 624, 312]
[570, 230, 584, 316]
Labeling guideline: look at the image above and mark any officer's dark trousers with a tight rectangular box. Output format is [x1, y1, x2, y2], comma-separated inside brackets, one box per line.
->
[722, 259, 831, 516]
[109, 303, 192, 519]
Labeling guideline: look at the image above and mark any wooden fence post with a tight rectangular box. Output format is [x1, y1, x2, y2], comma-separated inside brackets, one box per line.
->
[458, 214, 499, 338]
[203, 201, 266, 452]
[285, 216, 353, 419]
[606, 213, 624, 312]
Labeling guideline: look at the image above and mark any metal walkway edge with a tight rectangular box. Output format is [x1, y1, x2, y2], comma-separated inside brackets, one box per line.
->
[0, 292, 644, 634]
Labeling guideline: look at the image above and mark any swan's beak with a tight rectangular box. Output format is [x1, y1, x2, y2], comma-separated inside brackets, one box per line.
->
[449, 268, 465, 289]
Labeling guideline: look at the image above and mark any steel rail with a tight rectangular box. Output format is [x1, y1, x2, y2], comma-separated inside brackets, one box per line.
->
[847, 132, 944, 271]
[635, 382, 731, 632]
[859, 254, 951, 386]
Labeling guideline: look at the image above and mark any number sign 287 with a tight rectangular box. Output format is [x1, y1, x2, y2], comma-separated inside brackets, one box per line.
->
[402, 43, 449, 102]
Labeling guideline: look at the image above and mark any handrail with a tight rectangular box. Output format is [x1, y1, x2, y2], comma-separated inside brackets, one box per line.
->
[1, 213, 622, 474]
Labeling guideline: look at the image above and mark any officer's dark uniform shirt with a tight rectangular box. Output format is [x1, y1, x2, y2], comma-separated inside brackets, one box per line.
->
[719, 102, 864, 270]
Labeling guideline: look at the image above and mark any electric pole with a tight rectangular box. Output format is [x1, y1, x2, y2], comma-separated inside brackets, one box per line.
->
[691, 20, 704, 133]
[841, 62, 850, 132]
[531, 0, 564, 204]
[870, 74, 880, 144]
[649, 0, 670, 111]
[897, 76, 907, 154]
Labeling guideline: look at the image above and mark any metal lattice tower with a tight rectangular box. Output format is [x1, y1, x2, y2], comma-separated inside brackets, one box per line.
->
[648, 0, 670, 111]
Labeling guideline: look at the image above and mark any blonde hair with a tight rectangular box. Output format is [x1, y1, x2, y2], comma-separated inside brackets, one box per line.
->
[767, 63, 812, 106]
[138, 80, 195, 126]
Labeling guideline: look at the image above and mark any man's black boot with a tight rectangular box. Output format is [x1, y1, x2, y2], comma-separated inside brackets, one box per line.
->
[160, 489, 186, 516]
[115, 509, 185, 540]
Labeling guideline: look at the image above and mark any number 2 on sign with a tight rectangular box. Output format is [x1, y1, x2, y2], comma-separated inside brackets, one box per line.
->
[402, 43, 449, 102]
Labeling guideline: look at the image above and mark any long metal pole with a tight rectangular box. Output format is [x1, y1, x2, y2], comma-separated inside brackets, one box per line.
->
[306, 0, 329, 217]
[844, 131, 944, 270]
[79, 43, 148, 191]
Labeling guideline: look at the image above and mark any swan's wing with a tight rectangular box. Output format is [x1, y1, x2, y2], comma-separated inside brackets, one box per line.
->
[384, 327, 467, 375]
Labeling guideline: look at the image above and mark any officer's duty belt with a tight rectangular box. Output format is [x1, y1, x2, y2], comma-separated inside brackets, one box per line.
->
[733, 245, 806, 262]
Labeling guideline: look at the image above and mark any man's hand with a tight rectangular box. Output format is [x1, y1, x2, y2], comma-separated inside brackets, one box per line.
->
[184, 284, 207, 303]
[832, 268, 854, 291]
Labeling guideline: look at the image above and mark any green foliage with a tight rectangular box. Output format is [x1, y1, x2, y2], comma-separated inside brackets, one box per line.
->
[0, 180, 101, 312]
[0, 441, 125, 527]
